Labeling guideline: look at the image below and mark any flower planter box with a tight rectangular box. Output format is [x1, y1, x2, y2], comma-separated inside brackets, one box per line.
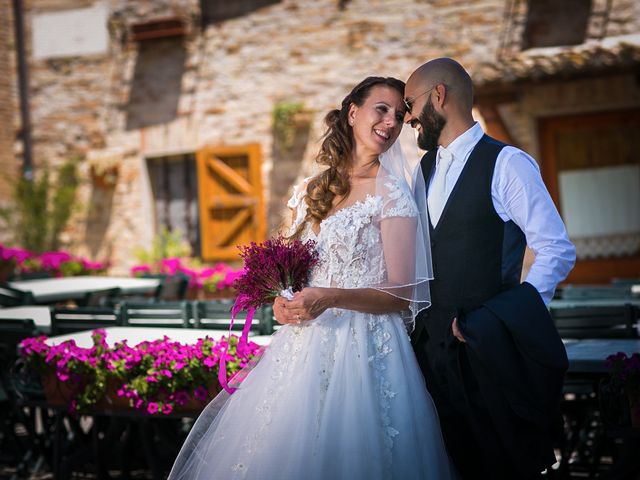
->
[187, 287, 236, 301]
[90, 165, 119, 189]
[41, 372, 82, 408]
[23, 330, 256, 416]
[42, 373, 220, 414]
[0, 261, 15, 283]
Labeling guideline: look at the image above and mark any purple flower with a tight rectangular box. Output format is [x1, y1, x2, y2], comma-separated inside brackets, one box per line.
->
[131, 264, 152, 276]
[193, 386, 208, 401]
[38, 251, 72, 270]
[147, 402, 159, 414]
[174, 391, 190, 406]
[233, 237, 320, 309]
[0, 245, 32, 263]
[162, 403, 174, 414]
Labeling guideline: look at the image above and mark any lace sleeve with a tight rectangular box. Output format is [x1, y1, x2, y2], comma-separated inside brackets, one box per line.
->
[380, 176, 418, 219]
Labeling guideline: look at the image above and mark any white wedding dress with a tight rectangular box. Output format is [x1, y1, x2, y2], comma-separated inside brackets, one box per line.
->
[169, 176, 454, 480]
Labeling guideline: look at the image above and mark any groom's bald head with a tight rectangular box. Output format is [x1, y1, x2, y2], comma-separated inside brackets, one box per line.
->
[407, 58, 474, 112]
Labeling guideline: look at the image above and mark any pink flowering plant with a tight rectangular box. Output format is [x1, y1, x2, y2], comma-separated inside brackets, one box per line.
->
[0, 243, 107, 278]
[19, 329, 261, 415]
[130, 257, 242, 295]
[606, 352, 640, 414]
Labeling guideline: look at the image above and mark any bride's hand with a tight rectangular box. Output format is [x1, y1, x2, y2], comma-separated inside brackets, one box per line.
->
[286, 287, 331, 322]
[273, 296, 289, 325]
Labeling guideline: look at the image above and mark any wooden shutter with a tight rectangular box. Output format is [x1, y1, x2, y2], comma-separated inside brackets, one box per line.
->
[196, 144, 266, 261]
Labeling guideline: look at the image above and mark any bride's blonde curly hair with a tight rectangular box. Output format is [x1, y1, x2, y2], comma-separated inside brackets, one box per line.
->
[290, 76, 405, 239]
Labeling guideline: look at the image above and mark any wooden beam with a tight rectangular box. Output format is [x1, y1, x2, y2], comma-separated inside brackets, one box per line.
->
[475, 103, 516, 146]
[208, 195, 256, 209]
[212, 209, 252, 247]
[206, 156, 253, 194]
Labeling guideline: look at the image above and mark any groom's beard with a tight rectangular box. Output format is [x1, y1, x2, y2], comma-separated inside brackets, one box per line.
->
[416, 98, 446, 152]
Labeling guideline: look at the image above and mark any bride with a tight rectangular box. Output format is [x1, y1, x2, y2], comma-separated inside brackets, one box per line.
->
[169, 77, 454, 479]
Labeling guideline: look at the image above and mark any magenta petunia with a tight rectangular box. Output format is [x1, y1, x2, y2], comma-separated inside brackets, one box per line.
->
[193, 386, 208, 401]
[19, 329, 259, 415]
[174, 391, 190, 406]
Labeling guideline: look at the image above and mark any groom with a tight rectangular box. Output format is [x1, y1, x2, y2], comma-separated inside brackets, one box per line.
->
[405, 58, 576, 479]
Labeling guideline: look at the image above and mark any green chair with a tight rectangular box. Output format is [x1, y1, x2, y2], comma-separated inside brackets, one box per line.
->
[0, 318, 39, 467]
[550, 304, 637, 339]
[78, 287, 122, 307]
[0, 284, 35, 307]
[51, 306, 121, 335]
[120, 301, 191, 328]
[193, 300, 274, 335]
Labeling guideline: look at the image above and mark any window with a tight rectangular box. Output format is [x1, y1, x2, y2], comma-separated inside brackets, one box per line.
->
[200, 0, 281, 25]
[539, 109, 640, 283]
[147, 154, 200, 255]
[522, 0, 592, 49]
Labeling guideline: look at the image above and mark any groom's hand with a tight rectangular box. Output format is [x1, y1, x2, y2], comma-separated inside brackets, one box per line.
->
[451, 317, 466, 343]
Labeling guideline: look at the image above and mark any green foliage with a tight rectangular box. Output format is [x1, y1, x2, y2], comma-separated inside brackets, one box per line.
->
[273, 101, 306, 150]
[134, 226, 192, 264]
[0, 160, 79, 252]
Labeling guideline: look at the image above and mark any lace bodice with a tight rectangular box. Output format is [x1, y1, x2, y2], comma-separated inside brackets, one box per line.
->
[287, 175, 418, 290]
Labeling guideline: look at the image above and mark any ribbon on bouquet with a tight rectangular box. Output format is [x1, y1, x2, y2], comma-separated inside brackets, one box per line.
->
[218, 288, 294, 394]
[218, 298, 254, 394]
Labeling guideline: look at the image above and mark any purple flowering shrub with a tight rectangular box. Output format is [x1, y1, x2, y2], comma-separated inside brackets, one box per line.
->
[606, 352, 640, 411]
[20, 330, 262, 415]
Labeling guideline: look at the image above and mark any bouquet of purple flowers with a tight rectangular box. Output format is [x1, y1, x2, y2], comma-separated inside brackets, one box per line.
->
[233, 237, 320, 309]
[219, 237, 320, 393]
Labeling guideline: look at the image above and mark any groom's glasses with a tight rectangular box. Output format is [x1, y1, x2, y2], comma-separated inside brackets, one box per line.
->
[403, 86, 436, 114]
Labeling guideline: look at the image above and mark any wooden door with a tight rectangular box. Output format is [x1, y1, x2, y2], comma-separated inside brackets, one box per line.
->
[196, 144, 266, 261]
[539, 109, 640, 283]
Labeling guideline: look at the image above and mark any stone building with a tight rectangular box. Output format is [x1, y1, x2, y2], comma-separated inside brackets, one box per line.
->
[1, 0, 639, 283]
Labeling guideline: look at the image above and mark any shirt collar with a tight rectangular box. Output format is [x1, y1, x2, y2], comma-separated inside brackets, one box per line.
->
[439, 122, 484, 164]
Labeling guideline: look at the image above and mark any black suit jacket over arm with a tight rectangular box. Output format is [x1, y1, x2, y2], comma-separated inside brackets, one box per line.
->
[458, 282, 568, 474]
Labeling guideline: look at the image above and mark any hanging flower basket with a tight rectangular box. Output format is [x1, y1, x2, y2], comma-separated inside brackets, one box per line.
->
[90, 165, 119, 189]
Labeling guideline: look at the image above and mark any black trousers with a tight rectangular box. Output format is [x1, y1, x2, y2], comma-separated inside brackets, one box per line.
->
[412, 328, 541, 480]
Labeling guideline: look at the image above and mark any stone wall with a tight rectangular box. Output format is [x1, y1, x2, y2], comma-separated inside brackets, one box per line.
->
[5, 0, 640, 271]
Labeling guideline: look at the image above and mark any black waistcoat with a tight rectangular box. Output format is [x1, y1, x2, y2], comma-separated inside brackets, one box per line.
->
[418, 135, 526, 341]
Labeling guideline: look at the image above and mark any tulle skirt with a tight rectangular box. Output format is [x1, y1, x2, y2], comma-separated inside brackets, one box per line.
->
[169, 308, 454, 479]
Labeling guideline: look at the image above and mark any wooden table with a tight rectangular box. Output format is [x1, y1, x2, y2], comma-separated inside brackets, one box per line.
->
[564, 338, 640, 374]
[0, 305, 51, 331]
[8, 276, 161, 304]
[551, 298, 640, 309]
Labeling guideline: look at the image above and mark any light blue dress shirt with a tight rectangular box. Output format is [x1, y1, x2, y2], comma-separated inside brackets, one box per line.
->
[428, 122, 576, 305]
